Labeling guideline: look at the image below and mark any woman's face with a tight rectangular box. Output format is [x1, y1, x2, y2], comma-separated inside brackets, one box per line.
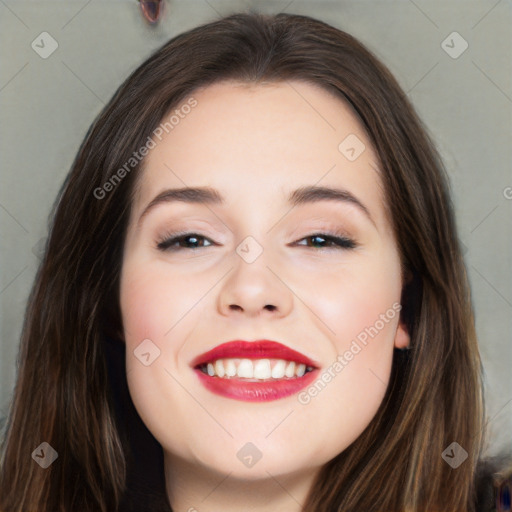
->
[119, 80, 409, 483]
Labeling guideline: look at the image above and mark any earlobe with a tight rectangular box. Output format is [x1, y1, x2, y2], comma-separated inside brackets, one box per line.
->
[395, 266, 416, 350]
[394, 319, 410, 350]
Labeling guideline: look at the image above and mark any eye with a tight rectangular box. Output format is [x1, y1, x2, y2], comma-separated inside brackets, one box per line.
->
[155, 230, 357, 252]
[294, 232, 357, 250]
[156, 232, 214, 251]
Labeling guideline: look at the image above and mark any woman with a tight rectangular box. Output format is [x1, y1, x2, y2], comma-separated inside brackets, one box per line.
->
[0, 11, 510, 512]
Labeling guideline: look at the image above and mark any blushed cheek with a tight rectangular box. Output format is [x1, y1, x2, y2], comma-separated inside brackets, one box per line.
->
[311, 266, 401, 435]
[120, 264, 207, 371]
[118, 271, 174, 379]
[120, 271, 157, 344]
[318, 274, 400, 353]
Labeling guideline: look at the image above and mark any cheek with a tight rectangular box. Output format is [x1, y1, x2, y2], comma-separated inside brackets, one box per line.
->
[120, 260, 201, 344]
[297, 305, 399, 460]
[298, 348, 392, 461]
[311, 251, 402, 353]
[119, 259, 211, 401]
[120, 279, 165, 340]
[119, 260, 206, 447]
[293, 252, 400, 454]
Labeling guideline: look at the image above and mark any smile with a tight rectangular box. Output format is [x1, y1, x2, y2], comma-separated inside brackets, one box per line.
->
[191, 340, 320, 402]
[198, 358, 314, 380]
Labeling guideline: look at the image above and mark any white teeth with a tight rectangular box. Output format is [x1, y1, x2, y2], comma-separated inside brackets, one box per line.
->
[200, 358, 313, 380]
[284, 361, 296, 378]
[225, 359, 237, 377]
[237, 359, 253, 378]
[214, 359, 225, 378]
[253, 359, 271, 379]
[271, 360, 286, 379]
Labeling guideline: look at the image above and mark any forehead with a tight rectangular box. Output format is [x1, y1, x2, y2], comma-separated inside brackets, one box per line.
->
[131, 80, 388, 231]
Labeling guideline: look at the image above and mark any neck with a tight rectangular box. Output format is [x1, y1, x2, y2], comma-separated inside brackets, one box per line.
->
[164, 451, 320, 512]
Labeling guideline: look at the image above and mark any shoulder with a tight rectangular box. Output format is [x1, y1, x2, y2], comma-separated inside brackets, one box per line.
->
[475, 456, 512, 512]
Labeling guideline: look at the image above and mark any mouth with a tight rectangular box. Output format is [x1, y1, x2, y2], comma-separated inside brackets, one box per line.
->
[196, 358, 315, 380]
[191, 340, 320, 402]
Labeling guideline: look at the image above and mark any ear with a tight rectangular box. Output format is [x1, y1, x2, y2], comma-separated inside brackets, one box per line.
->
[394, 266, 413, 349]
[393, 318, 410, 349]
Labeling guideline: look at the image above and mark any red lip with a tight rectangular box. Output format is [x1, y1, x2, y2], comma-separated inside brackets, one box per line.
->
[195, 367, 319, 402]
[190, 340, 319, 368]
[191, 340, 320, 402]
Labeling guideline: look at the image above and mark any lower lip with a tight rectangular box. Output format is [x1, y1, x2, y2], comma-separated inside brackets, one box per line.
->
[194, 368, 319, 402]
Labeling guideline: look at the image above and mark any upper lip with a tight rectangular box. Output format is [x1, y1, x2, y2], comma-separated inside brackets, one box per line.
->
[191, 340, 319, 369]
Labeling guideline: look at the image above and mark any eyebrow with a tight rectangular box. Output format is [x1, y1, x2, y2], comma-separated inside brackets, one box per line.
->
[136, 185, 376, 229]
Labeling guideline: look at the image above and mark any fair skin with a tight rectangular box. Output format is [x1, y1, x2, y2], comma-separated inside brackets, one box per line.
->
[119, 80, 410, 512]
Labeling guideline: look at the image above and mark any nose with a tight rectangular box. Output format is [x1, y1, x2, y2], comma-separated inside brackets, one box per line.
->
[216, 248, 294, 319]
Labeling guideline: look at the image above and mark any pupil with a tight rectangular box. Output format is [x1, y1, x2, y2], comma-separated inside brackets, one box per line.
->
[310, 235, 325, 247]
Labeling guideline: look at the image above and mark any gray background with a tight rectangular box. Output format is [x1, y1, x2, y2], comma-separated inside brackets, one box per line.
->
[1, 0, 511, 456]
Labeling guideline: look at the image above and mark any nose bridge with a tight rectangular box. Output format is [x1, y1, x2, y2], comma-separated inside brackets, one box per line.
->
[223, 197, 278, 268]
[216, 229, 293, 317]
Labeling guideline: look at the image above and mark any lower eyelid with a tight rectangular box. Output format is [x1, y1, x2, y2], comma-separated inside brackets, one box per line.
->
[156, 233, 214, 250]
[294, 234, 357, 249]
[156, 232, 357, 251]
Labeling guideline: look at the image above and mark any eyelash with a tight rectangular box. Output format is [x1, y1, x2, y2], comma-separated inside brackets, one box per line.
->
[155, 230, 357, 252]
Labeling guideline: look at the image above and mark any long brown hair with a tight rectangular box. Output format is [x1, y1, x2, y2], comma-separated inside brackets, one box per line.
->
[0, 11, 504, 512]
